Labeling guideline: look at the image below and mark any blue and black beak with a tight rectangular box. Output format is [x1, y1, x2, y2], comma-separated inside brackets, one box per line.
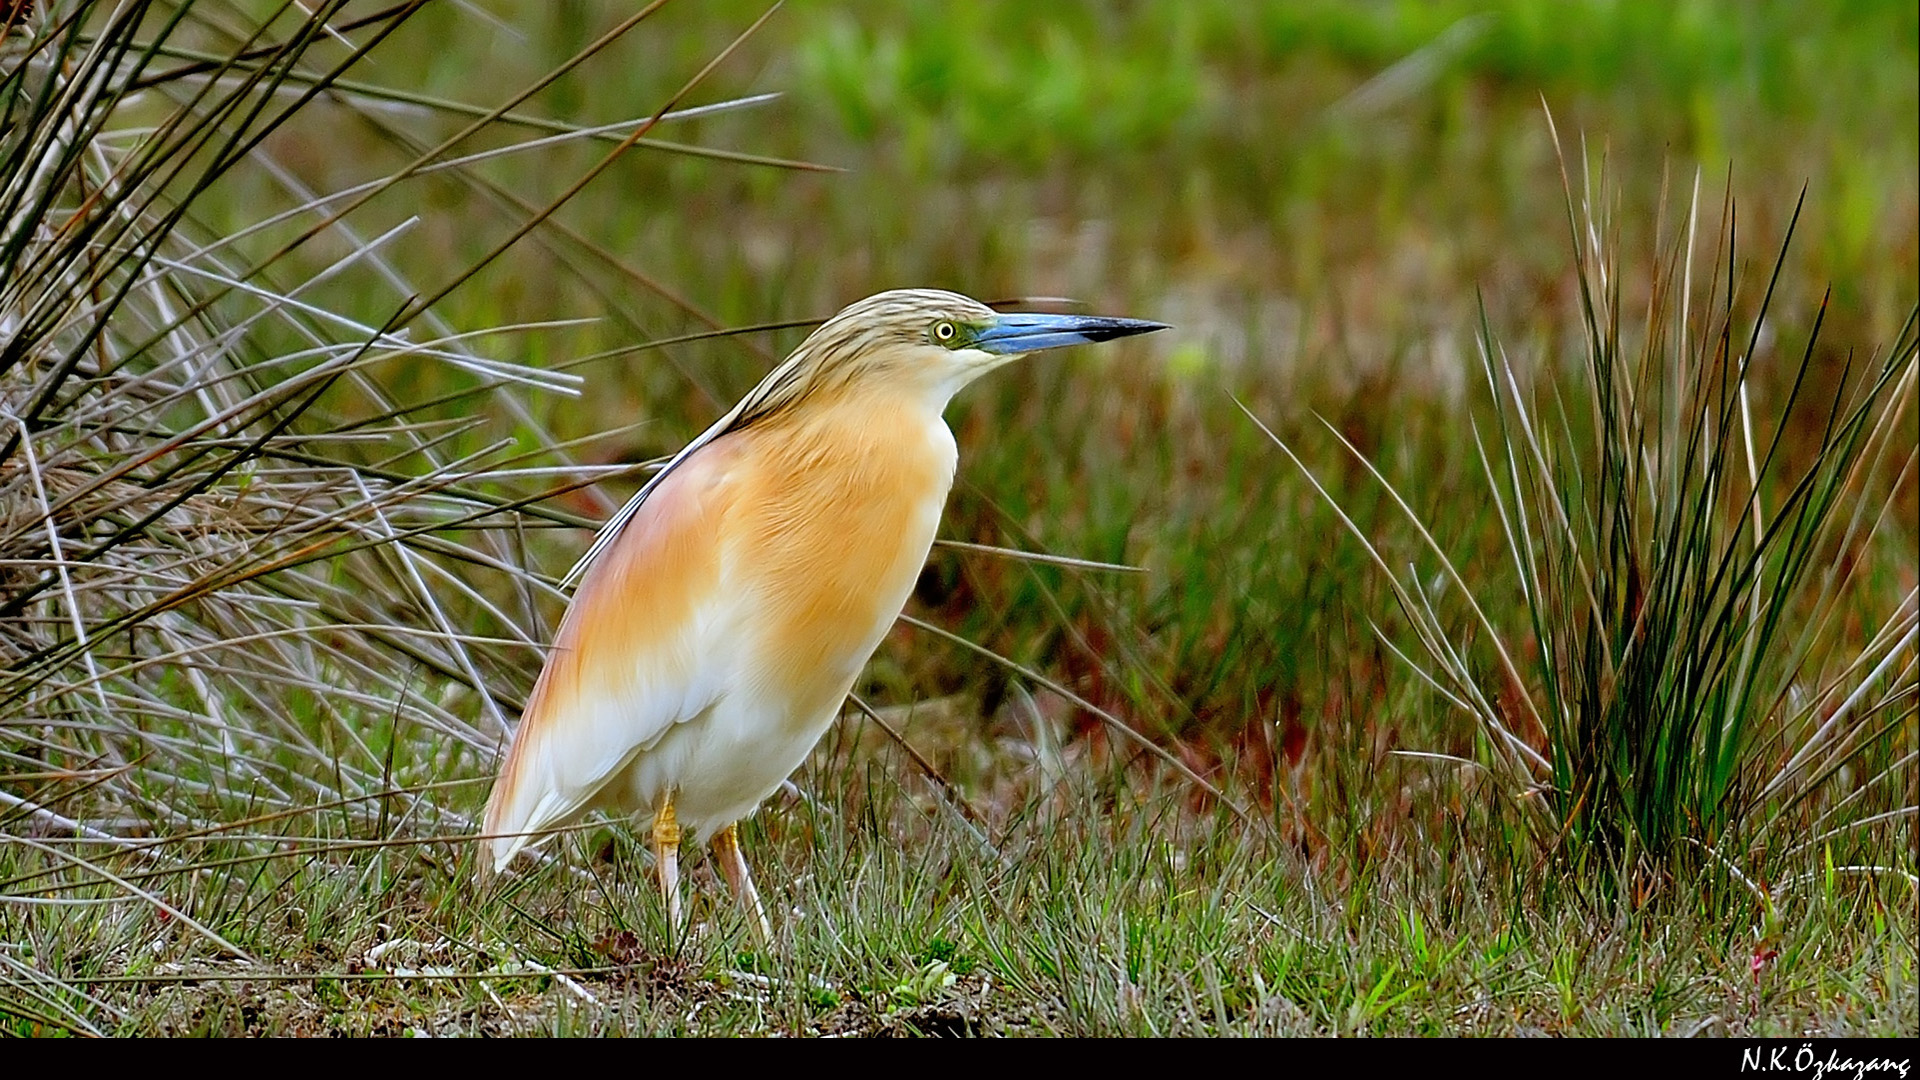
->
[973, 312, 1170, 355]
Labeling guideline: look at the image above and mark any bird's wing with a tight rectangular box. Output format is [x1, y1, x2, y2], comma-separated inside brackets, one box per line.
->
[560, 344, 811, 588]
[483, 434, 749, 871]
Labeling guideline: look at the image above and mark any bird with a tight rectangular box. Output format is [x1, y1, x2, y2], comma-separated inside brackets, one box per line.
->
[481, 288, 1167, 941]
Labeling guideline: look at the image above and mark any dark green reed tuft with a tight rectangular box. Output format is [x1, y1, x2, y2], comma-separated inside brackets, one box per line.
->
[1264, 131, 1917, 899]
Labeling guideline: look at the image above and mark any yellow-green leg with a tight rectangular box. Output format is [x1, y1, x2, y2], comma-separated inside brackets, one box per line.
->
[650, 795, 682, 932]
[711, 822, 771, 945]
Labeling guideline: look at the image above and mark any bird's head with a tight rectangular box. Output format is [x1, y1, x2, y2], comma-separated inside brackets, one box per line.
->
[741, 289, 1169, 422]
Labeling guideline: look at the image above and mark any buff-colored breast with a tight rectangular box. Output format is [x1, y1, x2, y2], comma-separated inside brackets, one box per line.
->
[728, 392, 958, 733]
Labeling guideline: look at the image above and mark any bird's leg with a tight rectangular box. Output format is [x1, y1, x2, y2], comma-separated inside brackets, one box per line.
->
[650, 795, 683, 933]
[711, 822, 772, 945]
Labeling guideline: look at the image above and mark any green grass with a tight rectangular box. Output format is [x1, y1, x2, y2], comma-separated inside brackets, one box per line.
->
[5, 758, 1913, 1036]
[2, 0, 1914, 1035]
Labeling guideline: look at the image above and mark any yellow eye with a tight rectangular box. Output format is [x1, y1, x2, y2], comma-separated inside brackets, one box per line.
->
[932, 320, 958, 345]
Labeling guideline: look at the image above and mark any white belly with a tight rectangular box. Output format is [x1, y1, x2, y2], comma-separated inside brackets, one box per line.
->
[608, 691, 836, 842]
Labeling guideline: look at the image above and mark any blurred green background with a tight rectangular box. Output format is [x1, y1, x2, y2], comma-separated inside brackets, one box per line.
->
[237, 0, 1917, 806]
[364, 0, 1918, 340]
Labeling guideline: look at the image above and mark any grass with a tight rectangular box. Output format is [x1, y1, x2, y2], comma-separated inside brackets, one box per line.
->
[1, 0, 1915, 1036]
[10, 763, 1915, 1036]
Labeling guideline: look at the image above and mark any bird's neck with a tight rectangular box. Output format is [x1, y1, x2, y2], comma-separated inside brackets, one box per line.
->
[761, 381, 960, 467]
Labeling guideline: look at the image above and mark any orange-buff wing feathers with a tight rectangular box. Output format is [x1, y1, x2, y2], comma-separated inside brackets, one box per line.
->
[481, 436, 746, 869]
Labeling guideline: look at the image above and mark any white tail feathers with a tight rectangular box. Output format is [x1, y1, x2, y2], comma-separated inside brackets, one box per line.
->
[482, 787, 568, 875]
[481, 723, 579, 875]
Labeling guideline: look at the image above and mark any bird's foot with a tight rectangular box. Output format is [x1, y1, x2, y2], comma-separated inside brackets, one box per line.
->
[712, 822, 772, 947]
[651, 799, 683, 934]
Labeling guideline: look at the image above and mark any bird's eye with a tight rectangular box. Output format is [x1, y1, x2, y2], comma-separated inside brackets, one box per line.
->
[931, 320, 958, 345]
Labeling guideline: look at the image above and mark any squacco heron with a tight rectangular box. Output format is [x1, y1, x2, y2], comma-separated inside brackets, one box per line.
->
[482, 288, 1166, 939]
